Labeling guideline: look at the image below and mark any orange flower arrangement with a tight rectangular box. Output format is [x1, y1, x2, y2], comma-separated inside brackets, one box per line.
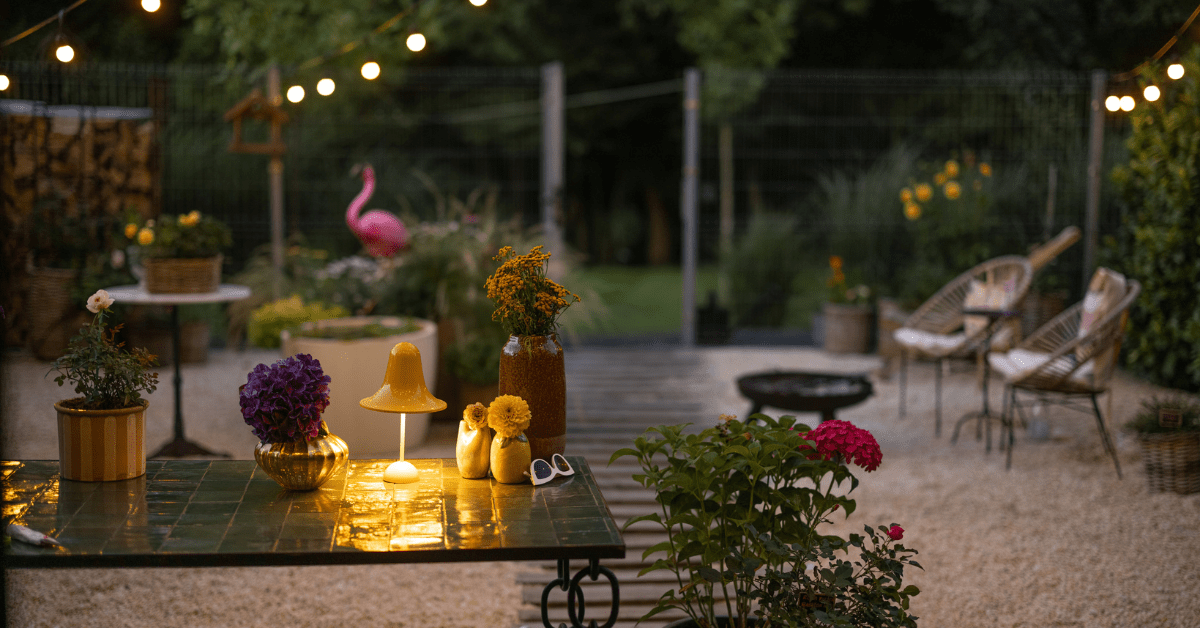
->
[485, 246, 580, 337]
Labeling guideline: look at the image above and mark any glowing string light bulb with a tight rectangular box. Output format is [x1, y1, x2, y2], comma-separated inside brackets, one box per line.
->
[287, 85, 305, 103]
[361, 61, 380, 80]
[0, 75, 9, 91]
[470, 0, 487, 6]
[406, 33, 426, 52]
[1105, 95, 1121, 112]
[1168, 64, 1185, 80]
[317, 78, 335, 96]
[1144, 85, 1161, 102]
[55, 44, 75, 63]
[1119, 96, 1135, 112]
[141, 0, 161, 12]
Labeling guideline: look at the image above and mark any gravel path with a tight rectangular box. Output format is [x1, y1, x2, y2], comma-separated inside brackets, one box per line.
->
[5, 346, 1200, 627]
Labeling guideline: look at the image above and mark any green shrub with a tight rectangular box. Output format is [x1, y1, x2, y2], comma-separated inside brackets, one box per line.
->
[246, 296, 348, 349]
[724, 213, 801, 327]
[1108, 46, 1200, 392]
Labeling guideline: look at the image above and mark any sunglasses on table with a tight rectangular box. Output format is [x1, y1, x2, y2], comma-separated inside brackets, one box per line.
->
[529, 454, 575, 486]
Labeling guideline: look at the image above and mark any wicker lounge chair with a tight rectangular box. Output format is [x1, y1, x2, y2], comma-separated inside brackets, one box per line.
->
[989, 267, 1140, 476]
[895, 255, 1034, 436]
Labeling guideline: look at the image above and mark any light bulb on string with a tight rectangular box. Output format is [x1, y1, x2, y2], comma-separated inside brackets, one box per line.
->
[317, 77, 335, 96]
[361, 60, 380, 80]
[1105, 95, 1121, 112]
[0, 74, 9, 91]
[141, 0, 161, 12]
[1168, 64, 1185, 80]
[470, 0, 487, 6]
[1119, 96, 1135, 112]
[287, 85, 305, 103]
[406, 33, 426, 52]
[55, 43, 75, 63]
[1144, 85, 1161, 102]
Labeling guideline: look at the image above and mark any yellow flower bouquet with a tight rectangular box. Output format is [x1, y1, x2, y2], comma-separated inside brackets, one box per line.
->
[485, 246, 580, 337]
[128, 211, 231, 259]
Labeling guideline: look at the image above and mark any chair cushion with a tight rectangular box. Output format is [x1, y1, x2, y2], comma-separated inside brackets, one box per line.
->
[894, 327, 967, 357]
[1077, 268, 1127, 382]
[988, 348, 1096, 388]
[963, 270, 1021, 337]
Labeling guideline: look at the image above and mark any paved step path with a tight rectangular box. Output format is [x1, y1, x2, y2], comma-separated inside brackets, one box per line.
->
[515, 346, 712, 628]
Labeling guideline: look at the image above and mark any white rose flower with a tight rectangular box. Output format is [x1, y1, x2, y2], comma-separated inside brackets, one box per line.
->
[86, 289, 115, 314]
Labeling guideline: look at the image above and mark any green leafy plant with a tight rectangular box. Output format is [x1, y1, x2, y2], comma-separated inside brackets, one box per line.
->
[611, 415, 920, 628]
[50, 290, 159, 410]
[131, 211, 232, 259]
[1108, 46, 1200, 391]
[445, 333, 503, 386]
[1123, 396, 1200, 435]
[723, 213, 801, 327]
[246, 296, 348, 349]
[826, 255, 871, 306]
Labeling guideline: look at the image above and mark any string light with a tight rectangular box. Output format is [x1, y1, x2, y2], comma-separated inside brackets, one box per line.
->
[55, 42, 75, 63]
[1168, 63, 1185, 79]
[361, 60, 380, 80]
[0, 74, 9, 91]
[470, 0, 487, 5]
[317, 77, 336, 96]
[1119, 96, 1136, 112]
[141, 0, 161, 12]
[286, 85, 305, 103]
[1105, 95, 1121, 112]
[406, 33, 426, 52]
[1144, 85, 1161, 101]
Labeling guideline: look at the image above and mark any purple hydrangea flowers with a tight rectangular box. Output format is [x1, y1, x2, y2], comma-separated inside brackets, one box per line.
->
[240, 353, 331, 444]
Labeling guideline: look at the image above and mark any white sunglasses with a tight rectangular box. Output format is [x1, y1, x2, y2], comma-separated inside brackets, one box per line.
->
[529, 454, 575, 485]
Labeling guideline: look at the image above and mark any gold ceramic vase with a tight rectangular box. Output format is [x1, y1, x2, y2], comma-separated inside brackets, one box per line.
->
[456, 420, 493, 479]
[254, 422, 349, 490]
[499, 334, 566, 461]
[490, 432, 531, 484]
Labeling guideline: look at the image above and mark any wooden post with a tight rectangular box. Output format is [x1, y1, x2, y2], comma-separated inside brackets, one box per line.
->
[267, 65, 285, 299]
[1083, 69, 1106, 289]
[541, 62, 564, 278]
[681, 69, 701, 347]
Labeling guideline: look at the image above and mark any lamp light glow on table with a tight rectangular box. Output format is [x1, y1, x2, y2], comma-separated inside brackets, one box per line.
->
[360, 342, 447, 483]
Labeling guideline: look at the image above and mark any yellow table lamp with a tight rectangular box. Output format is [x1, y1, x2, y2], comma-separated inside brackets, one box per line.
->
[360, 342, 447, 483]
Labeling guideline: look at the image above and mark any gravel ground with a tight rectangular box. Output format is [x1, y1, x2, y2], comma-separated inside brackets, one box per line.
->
[5, 345, 1200, 627]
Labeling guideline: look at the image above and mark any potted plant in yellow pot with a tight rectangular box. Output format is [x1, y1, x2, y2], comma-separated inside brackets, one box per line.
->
[613, 415, 921, 627]
[128, 211, 231, 294]
[50, 290, 159, 481]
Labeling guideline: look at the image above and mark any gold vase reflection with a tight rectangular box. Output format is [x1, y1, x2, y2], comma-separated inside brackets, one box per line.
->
[254, 425, 349, 491]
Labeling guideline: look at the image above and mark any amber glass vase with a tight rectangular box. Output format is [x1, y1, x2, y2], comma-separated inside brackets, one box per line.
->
[498, 334, 566, 461]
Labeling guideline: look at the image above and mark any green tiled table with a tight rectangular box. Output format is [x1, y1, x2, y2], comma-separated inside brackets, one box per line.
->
[1, 456, 624, 628]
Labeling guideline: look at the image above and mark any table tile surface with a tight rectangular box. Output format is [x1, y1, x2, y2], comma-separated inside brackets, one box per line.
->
[1, 457, 623, 568]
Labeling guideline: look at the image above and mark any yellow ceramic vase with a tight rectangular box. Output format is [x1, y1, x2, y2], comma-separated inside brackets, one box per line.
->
[254, 423, 349, 490]
[490, 433, 531, 484]
[456, 420, 493, 479]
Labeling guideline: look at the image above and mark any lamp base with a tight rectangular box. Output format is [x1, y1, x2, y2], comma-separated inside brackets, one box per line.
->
[383, 460, 419, 483]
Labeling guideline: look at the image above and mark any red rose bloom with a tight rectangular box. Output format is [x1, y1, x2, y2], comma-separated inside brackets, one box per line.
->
[803, 419, 882, 472]
[887, 525, 904, 541]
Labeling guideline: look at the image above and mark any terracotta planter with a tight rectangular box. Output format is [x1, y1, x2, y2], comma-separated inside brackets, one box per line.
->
[499, 334, 566, 461]
[281, 316, 437, 458]
[55, 399, 148, 482]
[822, 302, 873, 354]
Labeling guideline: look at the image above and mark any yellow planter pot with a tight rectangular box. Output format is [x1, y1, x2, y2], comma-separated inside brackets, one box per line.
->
[54, 400, 148, 482]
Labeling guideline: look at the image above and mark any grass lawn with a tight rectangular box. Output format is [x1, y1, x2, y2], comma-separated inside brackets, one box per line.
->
[560, 263, 826, 339]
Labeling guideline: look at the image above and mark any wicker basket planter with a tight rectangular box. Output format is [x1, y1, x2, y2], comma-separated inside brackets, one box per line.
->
[1139, 432, 1200, 495]
[143, 255, 222, 294]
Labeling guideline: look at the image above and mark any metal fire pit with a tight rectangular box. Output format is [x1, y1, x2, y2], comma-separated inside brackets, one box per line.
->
[737, 371, 874, 424]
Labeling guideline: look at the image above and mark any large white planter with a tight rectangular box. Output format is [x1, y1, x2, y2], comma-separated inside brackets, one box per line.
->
[281, 316, 438, 459]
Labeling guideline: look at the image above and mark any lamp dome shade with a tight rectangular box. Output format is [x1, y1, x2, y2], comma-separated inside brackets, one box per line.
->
[360, 342, 447, 414]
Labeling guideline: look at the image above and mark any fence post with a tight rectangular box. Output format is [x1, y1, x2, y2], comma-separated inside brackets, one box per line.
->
[1083, 69, 1106, 289]
[541, 62, 564, 275]
[267, 64, 285, 299]
[680, 68, 701, 347]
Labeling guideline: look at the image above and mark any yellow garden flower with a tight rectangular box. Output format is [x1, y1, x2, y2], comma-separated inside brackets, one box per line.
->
[463, 402, 489, 431]
[137, 227, 154, 246]
[179, 210, 201, 227]
[487, 394, 531, 439]
[914, 183, 933, 202]
[829, 255, 843, 270]
[124, 223, 138, 239]
[934, 172, 947, 185]
[904, 202, 921, 220]
[944, 160, 960, 178]
[979, 163, 992, 177]
[943, 181, 962, 200]
[899, 188, 913, 203]
[486, 246, 580, 337]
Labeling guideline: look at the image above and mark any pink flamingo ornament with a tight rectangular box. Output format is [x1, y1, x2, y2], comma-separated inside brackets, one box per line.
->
[346, 164, 407, 257]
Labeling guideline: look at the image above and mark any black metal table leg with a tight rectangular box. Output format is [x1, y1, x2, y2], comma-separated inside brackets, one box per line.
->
[542, 558, 620, 628]
[148, 305, 229, 459]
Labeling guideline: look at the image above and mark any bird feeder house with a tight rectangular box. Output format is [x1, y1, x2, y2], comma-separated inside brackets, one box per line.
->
[224, 89, 288, 156]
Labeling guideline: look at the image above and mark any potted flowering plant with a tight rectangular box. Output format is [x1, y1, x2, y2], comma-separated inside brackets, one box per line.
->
[50, 289, 159, 481]
[486, 245, 580, 461]
[127, 210, 232, 294]
[612, 415, 920, 628]
[823, 255, 873, 354]
[239, 353, 348, 490]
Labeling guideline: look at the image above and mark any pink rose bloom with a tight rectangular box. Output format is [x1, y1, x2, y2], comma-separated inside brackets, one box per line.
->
[803, 419, 882, 472]
[887, 525, 904, 541]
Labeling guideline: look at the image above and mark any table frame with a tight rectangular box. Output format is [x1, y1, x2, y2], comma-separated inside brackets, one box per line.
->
[1, 457, 623, 628]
